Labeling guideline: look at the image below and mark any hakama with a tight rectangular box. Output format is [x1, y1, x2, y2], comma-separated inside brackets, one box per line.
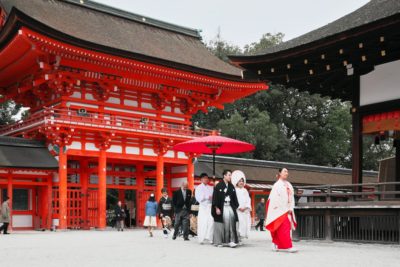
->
[265, 179, 297, 250]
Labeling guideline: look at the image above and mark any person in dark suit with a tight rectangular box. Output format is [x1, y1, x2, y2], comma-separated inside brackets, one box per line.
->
[114, 201, 126, 231]
[172, 181, 192, 241]
[212, 169, 239, 247]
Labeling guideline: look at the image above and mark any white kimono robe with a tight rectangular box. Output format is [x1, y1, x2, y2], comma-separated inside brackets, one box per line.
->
[265, 179, 297, 232]
[236, 187, 252, 239]
[195, 183, 214, 243]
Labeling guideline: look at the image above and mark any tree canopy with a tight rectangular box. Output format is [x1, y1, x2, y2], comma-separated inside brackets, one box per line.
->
[0, 98, 22, 126]
[197, 32, 394, 170]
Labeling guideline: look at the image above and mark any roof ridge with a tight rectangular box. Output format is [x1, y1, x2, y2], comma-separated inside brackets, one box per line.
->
[0, 136, 46, 147]
[61, 0, 201, 38]
[199, 154, 378, 175]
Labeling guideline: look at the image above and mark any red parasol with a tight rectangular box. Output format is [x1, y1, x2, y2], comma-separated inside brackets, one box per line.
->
[173, 132, 255, 178]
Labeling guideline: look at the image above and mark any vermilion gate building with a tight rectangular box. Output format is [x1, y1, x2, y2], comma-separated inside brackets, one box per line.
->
[0, 0, 266, 230]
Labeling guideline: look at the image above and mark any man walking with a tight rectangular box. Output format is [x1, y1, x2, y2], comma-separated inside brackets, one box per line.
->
[172, 181, 192, 241]
[0, 196, 11, 234]
[255, 198, 266, 231]
[114, 200, 125, 231]
[212, 170, 239, 248]
[195, 173, 214, 244]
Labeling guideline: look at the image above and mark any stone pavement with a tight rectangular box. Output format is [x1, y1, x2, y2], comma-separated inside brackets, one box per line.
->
[0, 229, 399, 267]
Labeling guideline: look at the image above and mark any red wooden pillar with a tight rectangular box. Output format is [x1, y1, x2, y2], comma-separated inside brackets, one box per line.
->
[7, 171, 13, 230]
[58, 146, 68, 229]
[119, 190, 126, 204]
[166, 166, 172, 197]
[98, 149, 107, 229]
[250, 191, 256, 224]
[47, 174, 53, 229]
[156, 154, 164, 203]
[351, 76, 363, 191]
[187, 156, 194, 191]
[136, 163, 144, 226]
[80, 159, 89, 229]
[40, 184, 48, 229]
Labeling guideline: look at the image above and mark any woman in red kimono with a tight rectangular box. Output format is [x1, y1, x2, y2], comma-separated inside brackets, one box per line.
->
[265, 168, 298, 253]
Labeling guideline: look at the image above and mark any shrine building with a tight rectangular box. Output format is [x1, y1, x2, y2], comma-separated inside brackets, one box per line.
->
[229, 0, 400, 188]
[0, 0, 266, 230]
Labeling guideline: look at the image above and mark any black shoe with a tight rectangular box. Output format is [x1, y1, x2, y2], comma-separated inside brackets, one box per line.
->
[184, 237, 189, 241]
[3, 233, 10, 235]
[172, 235, 177, 240]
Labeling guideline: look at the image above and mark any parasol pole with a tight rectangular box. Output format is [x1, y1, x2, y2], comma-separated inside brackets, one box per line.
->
[212, 149, 216, 184]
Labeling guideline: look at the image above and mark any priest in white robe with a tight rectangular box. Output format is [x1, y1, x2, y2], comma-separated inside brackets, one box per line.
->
[195, 173, 214, 244]
[265, 168, 297, 253]
[232, 170, 251, 241]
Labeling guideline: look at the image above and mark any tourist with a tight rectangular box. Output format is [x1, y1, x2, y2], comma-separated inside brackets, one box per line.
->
[195, 172, 214, 244]
[232, 170, 251, 243]
[172, 181, 192, 241]
[189, 191, 199, 237]
[255, 198, 266, 231]
[0, 196, 10, 235]
[144, 194, 158, 237]
[266, 168, 297, 253]
[124, 204, 130, 228]
[158, 188, 173, 237]
[114, 201, 126, 231]
[212, 169, 239, 248]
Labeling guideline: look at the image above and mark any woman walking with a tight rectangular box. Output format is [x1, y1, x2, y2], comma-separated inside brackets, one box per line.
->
[232, 170, 252, 243]
[144, 193, 158, 237]
[189, 191, 200, 237]
[265, 168, 297, 253]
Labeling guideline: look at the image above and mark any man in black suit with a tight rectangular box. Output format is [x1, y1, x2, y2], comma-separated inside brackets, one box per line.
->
[172, 181, 192, 240]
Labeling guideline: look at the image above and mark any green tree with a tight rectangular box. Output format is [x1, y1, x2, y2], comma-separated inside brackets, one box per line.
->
[362, 137, 395, 171]
[217, 107, 287, 160]
[206, 29, 242, 62]
[243, 33, 285, 55]
[196, 31, 391, 171]
[0, 99, 22, 125]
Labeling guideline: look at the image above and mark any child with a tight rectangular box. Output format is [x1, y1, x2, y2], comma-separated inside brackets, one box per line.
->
[158, 188, 173, 237]
[144, 193, 158, 237]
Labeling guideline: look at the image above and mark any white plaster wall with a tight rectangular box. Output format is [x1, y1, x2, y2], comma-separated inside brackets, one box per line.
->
[106, 97, 121, 104]
[124, 99, 138, 107]
[85, 93, 94, 100]
[360, 59, 400, 106]
[171, 165, 187, 173]
[177, 152, 188, 159]
[164, 150, 175, 158]
[68, 141, 82, 150]
[171, 177, 188, 188]
[126, 146, 140, 155]
[108, 145, 122, 153]
[12, 215, 33, 228]
[143, 148, 156, 156]
[85, 143, 99, 151]
[71, 91, 81, 98]
[141, 102, 154, 110]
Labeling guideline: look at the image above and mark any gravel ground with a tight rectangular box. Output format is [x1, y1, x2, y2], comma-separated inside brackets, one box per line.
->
[0, 229, 399, 267]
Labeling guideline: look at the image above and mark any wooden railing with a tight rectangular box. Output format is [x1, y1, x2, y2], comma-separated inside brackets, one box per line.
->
[295, 181, 400, 204]
[0, 107, 216, 138]
[293, 182, 400, 244]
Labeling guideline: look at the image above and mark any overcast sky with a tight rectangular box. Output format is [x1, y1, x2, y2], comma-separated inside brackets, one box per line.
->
[94, 0, 370, 47]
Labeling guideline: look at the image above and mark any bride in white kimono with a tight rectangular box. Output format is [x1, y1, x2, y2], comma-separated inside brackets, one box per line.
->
[232, 170, 252, 241]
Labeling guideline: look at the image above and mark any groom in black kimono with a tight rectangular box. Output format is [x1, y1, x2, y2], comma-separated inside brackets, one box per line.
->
[212, 169, 239, 247]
